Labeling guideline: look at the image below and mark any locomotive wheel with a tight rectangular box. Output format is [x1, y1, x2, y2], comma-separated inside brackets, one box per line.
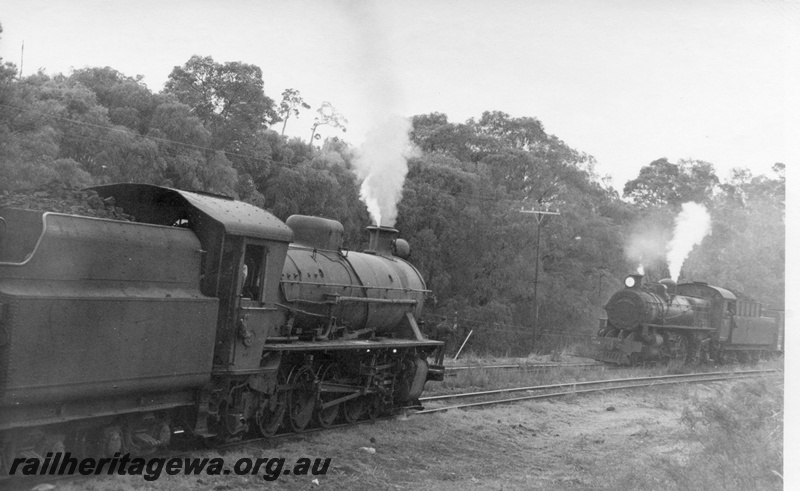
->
[124, 418, 170, 456]
[671, 333, 690, 363]
[288, 367, 316, 432]
[695, 337, 710, 365]
[316, 364, 342, 428]
[102, 426, 124, 457]
[216, 400, 245, 441]
[685, 334, 706, 365]
[70, 430, 92, 458]
[656, 330, 672, 362]
[257, 389, 287, 437]
[343, 396, 368, 423]
[367, 395, 383, 420]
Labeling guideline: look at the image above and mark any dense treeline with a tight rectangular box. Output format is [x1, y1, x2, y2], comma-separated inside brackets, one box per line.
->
[0, 42, 784, 355]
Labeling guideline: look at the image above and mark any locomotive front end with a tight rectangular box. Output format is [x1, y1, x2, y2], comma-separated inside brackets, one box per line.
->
[588, 275, 717, 365]
[269, 215, 442, 422]
[605, 288, 660, 332]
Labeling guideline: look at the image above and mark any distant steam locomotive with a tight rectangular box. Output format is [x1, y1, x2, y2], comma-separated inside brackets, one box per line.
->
[0, 184, 443, 473]
[590, 274, 783, 365]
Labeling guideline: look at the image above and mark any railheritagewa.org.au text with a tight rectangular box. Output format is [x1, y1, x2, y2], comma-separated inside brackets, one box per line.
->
[9, 452, 331, 482]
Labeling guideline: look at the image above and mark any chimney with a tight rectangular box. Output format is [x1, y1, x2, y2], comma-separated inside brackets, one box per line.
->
[366, 225, 399, 257]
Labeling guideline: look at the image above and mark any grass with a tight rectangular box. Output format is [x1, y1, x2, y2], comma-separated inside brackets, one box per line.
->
[663, 374, 784, 490]
[430, 354, 784, 490]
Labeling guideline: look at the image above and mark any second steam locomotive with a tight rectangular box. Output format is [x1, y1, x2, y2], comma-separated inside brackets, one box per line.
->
[591, 274, 783, 365]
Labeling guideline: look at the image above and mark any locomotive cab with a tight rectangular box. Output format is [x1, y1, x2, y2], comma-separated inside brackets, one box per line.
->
[91, 184, 294, 373]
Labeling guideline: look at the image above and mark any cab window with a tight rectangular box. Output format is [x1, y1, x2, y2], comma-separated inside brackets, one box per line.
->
[241, 243, 266, 301]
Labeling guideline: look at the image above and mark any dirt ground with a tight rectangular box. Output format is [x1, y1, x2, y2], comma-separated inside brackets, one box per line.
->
[46, 374, 782, 491]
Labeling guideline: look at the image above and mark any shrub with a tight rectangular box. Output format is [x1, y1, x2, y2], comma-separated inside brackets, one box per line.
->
[665, 376, 783, 490]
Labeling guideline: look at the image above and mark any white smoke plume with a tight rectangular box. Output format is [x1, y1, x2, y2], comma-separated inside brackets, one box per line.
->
[354, 116, 417, 226]
[347, 3, 416, 227]
[666, 202, 712, 281]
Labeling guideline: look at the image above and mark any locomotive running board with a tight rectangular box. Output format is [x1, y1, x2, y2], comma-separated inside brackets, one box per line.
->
[644, 323, 716, 331]
[262, 338, 443, 351]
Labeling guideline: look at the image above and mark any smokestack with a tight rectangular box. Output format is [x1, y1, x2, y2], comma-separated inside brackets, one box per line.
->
[366, 225, 399, 257]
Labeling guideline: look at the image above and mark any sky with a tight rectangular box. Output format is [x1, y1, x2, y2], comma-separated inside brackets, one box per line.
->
[1, 0, 797, 192]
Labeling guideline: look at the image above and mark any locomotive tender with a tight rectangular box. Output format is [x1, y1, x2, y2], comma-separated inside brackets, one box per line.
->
[591, 274, 783, 365]
[0, 183, 443, 470]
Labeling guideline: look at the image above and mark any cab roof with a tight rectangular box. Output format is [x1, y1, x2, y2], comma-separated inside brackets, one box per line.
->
[91, 184, 293, 242]
[677, 281, 737, 301]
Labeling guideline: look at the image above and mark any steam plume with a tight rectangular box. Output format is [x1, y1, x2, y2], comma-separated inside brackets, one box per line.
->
[666, 202, 711, 281]
[347, 3, 416, 227]
[354, 116, 417, 226]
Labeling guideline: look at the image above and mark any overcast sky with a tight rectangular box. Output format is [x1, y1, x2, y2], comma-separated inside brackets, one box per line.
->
[0, 0, 797, 191]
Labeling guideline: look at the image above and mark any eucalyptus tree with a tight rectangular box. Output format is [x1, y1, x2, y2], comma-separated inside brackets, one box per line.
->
[164, 55, 279, 150]
[623, 158, 720, 208]
[277, 88, 310, 136]
[164, 55, 279, 203]
[309, 101, 347, 143]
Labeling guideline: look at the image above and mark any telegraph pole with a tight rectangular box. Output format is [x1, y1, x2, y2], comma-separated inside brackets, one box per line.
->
[520, 207, 560, 342]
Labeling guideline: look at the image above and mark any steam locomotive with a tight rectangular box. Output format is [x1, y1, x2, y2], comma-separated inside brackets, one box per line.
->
[0, 184, 443, 471]
[590, 274, 784, 365]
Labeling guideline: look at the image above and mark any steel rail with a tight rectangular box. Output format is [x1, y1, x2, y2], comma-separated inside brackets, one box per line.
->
[444, 363, 602, 372]
[416, 369, 777, 414]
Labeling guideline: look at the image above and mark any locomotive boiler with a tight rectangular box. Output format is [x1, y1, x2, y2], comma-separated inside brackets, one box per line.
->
[0, 183, 443, 473]
[591, 274, 783, 365]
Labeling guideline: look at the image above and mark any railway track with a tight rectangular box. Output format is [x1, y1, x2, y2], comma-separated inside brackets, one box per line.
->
[416, 369, 778, 414]
[443, 362, 603, 373]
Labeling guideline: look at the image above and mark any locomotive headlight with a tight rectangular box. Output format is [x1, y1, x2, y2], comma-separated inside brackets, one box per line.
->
[624, 276, 636, 288]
